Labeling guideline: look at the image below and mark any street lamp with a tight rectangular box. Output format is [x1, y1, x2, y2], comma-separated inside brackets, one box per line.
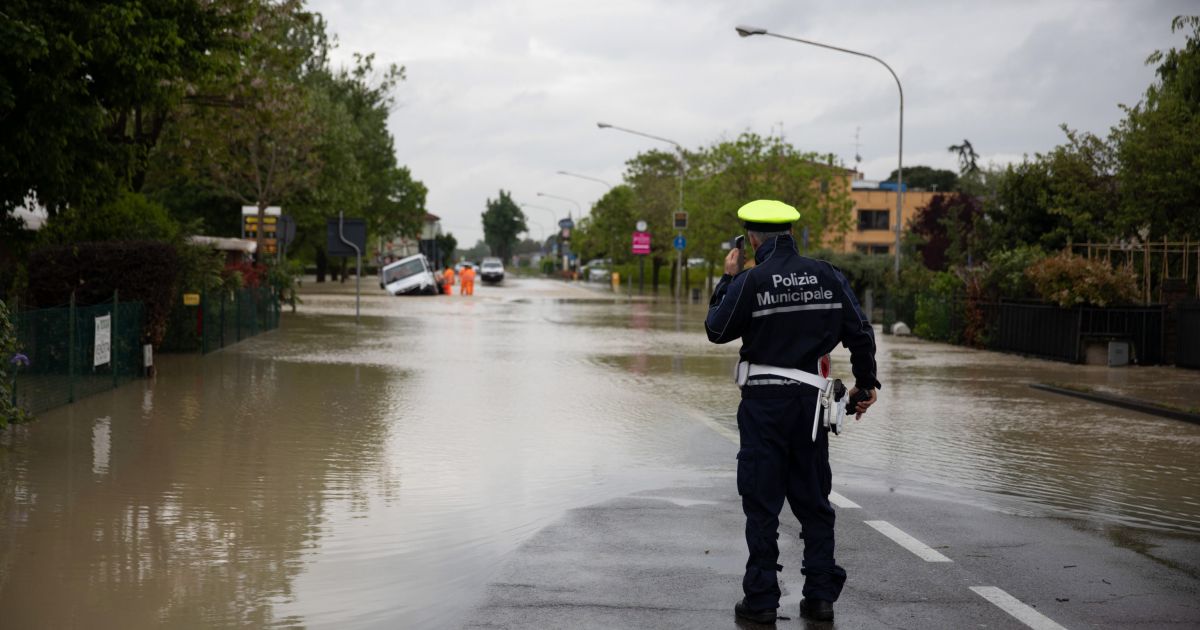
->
[521, 202, 563, 268]
[736, 25, 905, 280]
[535, 192, 582, 218]
[597, 121, 687, 299]
[557, 170, 614, 190]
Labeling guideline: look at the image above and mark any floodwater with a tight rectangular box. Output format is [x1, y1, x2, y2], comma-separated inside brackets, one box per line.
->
[1, 276, 1197, 628]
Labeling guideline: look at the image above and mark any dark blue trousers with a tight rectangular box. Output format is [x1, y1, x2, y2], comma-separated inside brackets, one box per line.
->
[736, 393, 847, 610]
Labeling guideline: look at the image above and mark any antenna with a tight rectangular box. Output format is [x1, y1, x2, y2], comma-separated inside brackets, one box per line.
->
[854, 127, 863, 168]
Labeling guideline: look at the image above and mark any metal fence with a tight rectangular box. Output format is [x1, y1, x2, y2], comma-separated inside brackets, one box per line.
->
[160, 287, 280, 354]
[1177, 303, 1200, 369]
[932, 301, 1167, 365]
[12, 295, 145, 415]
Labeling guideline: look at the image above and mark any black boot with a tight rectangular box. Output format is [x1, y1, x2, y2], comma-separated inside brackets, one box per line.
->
[799, 597, 834, 621]
[734, 599, 777, 624]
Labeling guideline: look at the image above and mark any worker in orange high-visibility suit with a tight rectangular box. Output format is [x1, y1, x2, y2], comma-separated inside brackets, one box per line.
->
[442, 266, 455, 295]
[460, 265, 475, 296]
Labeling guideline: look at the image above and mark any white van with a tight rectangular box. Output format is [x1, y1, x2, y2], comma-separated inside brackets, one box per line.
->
[381, 254, 440, 295]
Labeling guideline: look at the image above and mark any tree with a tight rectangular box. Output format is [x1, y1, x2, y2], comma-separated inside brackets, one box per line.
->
[885, 166, 958, 192]
[948, 139, 980, 174]
[435, 232, 457, 266]
[482, 190, 526, 261]
[909, 193, 982, 271]
[164, 0, 328, 256]
[1113, 16, 1200, 240]
[0, 0, 243, 213]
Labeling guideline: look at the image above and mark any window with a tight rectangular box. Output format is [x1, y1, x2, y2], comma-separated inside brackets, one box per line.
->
[855, 244, 891, 255]
[857, 209, 889, 231]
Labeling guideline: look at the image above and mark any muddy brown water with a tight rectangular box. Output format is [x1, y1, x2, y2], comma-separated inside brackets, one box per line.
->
[1, 277, 1197, 627]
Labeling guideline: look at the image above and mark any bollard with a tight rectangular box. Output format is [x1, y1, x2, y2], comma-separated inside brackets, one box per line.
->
[612, 272, 620, 292]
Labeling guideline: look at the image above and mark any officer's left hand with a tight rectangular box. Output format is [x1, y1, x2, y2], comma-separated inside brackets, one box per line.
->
[848, 387, 876, 420]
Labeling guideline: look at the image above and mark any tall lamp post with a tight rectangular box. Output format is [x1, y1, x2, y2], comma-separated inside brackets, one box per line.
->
[521, 202, 563, 270]
[597, 121, 687, 299]
[736, 25, 904, 281]
[536, 193, 583, 273]
[556, 171, 614, 190]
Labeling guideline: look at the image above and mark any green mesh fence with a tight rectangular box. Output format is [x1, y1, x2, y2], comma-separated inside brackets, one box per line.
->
[160, 287, 280, 354]
[12, 296, 145, 415]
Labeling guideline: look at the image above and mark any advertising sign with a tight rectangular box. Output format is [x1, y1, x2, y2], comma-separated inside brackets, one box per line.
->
[631, 231, 651, 255]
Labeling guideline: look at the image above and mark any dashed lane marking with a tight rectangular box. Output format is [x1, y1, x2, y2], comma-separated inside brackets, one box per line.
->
[970, 586, 1069, 630]
[864, 520, 953, 562]
[829, 491, 861, 509]
[681, 407, 862, 509]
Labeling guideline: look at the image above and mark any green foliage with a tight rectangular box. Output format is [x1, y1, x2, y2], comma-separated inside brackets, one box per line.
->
[884, 166, 958, 192]
[265, 259, 303, 312]
[913, 272, 963, 342]
[482, 190, 526, 261]
[27, 241, 180, 345]
[435, 233, 458, 265]
[1112, 16, 1200, 241]
[1025, 252, 1140, 307]
[0, 0, 244, 212]
[39, 191, 180, 244]
[0, 299, 31, 426]
[979, 246, 1045, 301]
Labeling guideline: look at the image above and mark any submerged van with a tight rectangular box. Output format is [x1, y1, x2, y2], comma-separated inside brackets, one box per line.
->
[381, 254, 440, 296]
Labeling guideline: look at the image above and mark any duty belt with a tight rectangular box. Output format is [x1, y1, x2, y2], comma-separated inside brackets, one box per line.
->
[734, 361, 848, 441]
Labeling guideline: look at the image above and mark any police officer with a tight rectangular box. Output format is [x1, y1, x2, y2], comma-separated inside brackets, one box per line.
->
[705, 199, 879, 624]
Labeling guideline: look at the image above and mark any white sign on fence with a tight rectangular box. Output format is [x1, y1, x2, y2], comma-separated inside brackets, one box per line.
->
[143, 344, 153, 368]
[94, 314, 111, 367]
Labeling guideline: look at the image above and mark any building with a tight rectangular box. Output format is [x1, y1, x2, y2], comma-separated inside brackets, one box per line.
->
[829, 177, 939, 255]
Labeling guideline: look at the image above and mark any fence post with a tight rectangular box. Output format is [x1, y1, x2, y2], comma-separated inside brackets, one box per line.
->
[68, 292, 76, 403]
[112, 290, 119, 389]
[200, 288, 207, 354]
[219, 290, 226, 350]
[236, 290, 242, 342]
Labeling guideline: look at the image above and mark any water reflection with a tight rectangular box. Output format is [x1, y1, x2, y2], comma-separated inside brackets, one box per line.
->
[1, 278, 1196, 629]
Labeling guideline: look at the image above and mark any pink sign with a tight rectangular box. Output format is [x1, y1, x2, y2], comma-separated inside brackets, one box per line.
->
[631, 231, 651, 255]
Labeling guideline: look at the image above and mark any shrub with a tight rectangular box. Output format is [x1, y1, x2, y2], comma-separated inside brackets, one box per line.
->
[0, 299, 31, 426]
[980, 246, 1045, 301]
[913, 271, 963, 342]
[38, 192, 180, 245]
[1026, 252, 1140, 307]
[27, 242, 180, 346]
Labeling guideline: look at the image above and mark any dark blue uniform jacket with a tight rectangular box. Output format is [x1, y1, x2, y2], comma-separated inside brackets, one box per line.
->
[705, 234, 880, 398]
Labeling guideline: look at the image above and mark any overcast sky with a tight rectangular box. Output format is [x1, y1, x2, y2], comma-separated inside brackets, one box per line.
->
[308, 0, 1192, 246]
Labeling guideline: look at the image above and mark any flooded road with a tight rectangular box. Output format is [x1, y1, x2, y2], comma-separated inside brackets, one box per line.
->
[1, 276, 1197, 628]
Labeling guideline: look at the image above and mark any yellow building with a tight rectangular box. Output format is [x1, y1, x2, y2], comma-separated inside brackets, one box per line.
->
[835, 186, 939, 255]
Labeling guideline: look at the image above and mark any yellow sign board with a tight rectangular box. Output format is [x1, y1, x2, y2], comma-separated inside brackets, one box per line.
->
[182, 293, 201, 306]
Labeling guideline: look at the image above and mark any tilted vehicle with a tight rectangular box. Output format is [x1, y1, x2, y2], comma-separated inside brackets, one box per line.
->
[381, 254, 440, 295]
[479, 257, 505, 284]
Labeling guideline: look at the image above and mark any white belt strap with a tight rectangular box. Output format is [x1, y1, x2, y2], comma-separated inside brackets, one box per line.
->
[734, 361, 846, 442]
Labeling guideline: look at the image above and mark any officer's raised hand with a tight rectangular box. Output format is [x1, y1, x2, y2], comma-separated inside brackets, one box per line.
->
[724, 248, 742, 276]
[848, 387, 877, 420]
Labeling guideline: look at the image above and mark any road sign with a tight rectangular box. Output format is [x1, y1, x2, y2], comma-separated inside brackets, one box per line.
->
[632, 231, 651, 255]
[558, 217, 575, 230]
[673, 211, 688, 229]
[636, 220, 647, 232]
[182, 293, 200, 306]
[673, 234, 686, 251]
[326, 218, 367, 257]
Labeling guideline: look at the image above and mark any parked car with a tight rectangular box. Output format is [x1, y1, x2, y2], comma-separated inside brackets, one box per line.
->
[583, 258, 611, 282]
[381, 254, 440, 295]
[479, 257, 505, 284]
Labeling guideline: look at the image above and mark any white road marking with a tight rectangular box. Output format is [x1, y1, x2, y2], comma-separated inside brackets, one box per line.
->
[864, 520, 952, 562]
[829, 491, 860, 509]
[970, 586, 1069, 630]
[682, 407, 864, 510]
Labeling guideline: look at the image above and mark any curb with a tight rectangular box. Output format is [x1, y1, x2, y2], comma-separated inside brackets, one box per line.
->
[1029, 383, 1200, 425]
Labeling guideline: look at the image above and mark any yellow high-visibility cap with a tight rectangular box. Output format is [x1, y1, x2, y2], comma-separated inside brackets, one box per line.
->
[737, 199, 800, 230]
